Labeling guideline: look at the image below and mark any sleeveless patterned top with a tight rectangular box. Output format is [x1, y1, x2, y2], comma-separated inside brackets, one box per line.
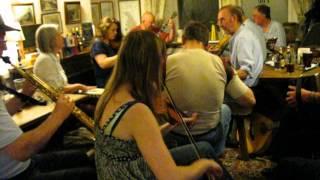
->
[95, 101, 156, 180]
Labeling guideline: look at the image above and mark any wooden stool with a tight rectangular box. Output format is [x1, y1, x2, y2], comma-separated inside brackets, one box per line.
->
[234, 115, 250, 161]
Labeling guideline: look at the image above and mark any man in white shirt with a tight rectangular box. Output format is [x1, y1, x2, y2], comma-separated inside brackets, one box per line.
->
[252, 4, 287, 47]
[0, 15, 95, 180]
[218, 5, 264, 87]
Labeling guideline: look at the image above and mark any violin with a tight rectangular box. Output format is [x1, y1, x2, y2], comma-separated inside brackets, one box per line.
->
[154, 93, 195, 126]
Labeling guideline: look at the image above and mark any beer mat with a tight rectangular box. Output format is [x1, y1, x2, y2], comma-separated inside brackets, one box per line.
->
[83, 88, 104, 96]
[265, 61, 274, 67]
[304, 63, 317, 71]
[208, 40, 219, 44]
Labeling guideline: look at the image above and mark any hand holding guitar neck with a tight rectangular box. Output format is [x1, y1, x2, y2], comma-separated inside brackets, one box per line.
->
[161, 12, 177, 31]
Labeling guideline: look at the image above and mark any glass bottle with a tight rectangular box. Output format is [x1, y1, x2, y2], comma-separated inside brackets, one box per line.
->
[279, 47, 286, 69]
[286, 46, 295, 72]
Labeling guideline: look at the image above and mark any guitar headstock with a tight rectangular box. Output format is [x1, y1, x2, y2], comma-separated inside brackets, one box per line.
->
[1, 56, 11, 64]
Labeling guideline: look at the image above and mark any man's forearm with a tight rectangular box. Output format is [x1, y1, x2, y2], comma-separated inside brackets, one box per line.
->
[3, 111, 67, 161]
[307, 91, 320, 103]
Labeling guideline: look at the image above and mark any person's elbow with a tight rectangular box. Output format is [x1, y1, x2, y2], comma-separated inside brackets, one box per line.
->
[237, 89, 256, 108]
[245, 92, 256, 107]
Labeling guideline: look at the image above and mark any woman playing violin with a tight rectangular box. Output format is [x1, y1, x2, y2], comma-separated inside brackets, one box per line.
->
[94, 30, 224, 180]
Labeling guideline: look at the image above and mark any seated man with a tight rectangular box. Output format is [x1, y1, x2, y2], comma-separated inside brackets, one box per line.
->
[270, 86, 320, 179]
[0, 17, 96, 180]
[164, 21, 255, 157]
[218, 5, 264, 87]
[252, 4, 287, 47]
[131, 11, 176, 43]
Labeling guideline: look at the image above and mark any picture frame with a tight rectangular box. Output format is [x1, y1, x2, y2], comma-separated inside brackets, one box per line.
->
[39, 0, 58, 12]
[65, 2, 81, 24]
[118, 0, 141, 35]
[42, 12, 63, 32]
[91, 2, 101, 26]
[12, 3, 36, 26]
[21, 24, 41, 50]
[100, 1, 114, 18]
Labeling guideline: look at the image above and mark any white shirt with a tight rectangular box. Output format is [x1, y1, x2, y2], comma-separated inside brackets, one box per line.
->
[264, 20, 286, 47]
[0, 99, 30, 179]
[33, 53, 68, 90]
[243, 19, 267, 61]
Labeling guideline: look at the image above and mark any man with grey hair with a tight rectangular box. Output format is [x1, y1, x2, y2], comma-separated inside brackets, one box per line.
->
[218, 5, 264, 87]
[252, 4, 286, 47]
[0, 16, 96, 179]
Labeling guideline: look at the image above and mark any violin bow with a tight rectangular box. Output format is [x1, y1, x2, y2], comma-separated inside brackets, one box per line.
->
[163, 84, 201, 158]
[164, 84, 218, 180]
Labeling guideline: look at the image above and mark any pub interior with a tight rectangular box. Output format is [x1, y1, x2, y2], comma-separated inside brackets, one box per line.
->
[1, 0, 320, 179]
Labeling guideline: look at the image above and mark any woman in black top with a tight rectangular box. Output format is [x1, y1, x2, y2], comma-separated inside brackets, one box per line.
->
[91, 17, 120, 88]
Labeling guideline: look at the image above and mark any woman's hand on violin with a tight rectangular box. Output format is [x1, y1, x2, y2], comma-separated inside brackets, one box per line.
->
[188, 159, 223, 180]
[181, 112, 198, 127]
[206, 159, 223, 179]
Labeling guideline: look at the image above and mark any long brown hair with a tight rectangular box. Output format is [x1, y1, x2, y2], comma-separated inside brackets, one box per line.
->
[95, 30, 166, 122]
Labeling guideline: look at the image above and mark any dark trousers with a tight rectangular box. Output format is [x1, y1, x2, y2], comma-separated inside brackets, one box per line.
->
[273, 157, 320, 180]
[10, 149, 96, 180]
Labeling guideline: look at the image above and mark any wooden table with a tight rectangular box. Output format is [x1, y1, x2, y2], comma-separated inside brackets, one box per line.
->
[236, 64, 320, 160]
[13, 94, 87, 128]
[260, 64, 320, 79]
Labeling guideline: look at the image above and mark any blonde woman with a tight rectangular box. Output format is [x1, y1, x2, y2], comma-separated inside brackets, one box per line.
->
[90, 17, 120, 88]
[33, 24, 94, 93]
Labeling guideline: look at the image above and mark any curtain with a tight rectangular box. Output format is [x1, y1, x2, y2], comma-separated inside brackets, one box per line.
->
[220, 0, 241, 7]
[143, 0, 166, 20]
[292, 0, 312, 21]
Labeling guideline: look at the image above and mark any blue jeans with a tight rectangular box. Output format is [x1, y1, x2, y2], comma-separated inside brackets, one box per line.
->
[165, 104, 232, 157]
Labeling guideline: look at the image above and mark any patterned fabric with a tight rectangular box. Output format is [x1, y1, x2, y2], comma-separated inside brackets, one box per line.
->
[95, 101, 156, 180]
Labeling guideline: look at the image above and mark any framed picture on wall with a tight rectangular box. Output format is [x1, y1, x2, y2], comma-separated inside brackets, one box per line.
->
[42, 12, 63, 32]
[65, 2, 81, 24]
[39, 0, 58, 12]
[91, 2, 101, 26]
[100, 1, 114, 18]
[118, 0, 141, 35]
[12, 3, 36, 26]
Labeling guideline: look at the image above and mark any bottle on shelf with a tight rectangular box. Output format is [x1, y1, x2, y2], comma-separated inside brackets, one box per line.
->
[278, 47, 286, 69]
[285, 45, 295, 72]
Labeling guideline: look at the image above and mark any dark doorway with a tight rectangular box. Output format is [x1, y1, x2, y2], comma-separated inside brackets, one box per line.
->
[178, 0, 219, 29]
